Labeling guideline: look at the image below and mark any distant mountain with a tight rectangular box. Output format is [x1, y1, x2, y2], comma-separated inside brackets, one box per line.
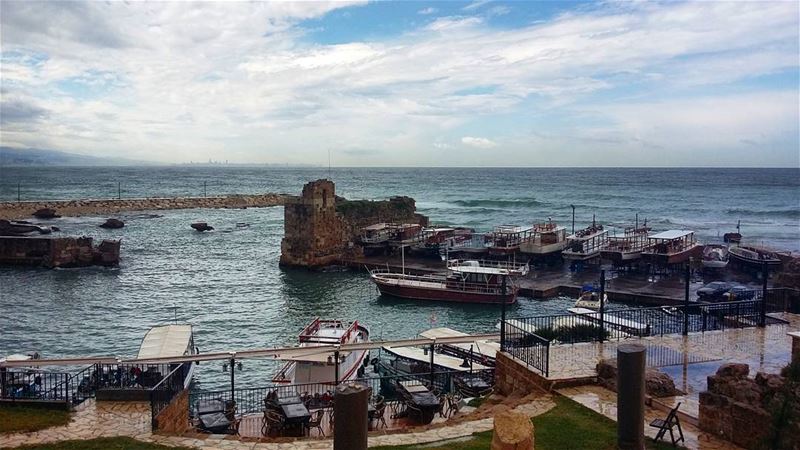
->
[0, 147, 151, 166]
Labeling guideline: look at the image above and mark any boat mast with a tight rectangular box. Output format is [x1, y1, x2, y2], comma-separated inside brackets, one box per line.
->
[401, 244, 405, 275]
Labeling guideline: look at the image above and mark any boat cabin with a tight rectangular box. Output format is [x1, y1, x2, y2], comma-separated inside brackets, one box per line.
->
[298, 319, 362, 345]
[360, 223, 395, 244]
[647, 230, 697, 254]
[489, 225, 533, 253]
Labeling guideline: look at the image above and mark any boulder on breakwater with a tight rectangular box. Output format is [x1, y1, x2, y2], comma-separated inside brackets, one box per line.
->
[191, 222, 213, 232]
[99, 218, 125, 229]
[32, 208, 60, 219]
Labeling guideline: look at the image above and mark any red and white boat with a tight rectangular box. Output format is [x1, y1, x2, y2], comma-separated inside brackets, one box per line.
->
[272, 319, 370, 384]
[641, 230, 702, 265]
[519, 221, 569, 256]
[369, 259, 529, 305]
[562, 222, 609, 262]
[601, 225, 651, 263]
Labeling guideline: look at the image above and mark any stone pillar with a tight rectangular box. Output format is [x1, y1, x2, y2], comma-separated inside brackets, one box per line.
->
[617, 344, 646, 450]
[334, 382, 370, 450]
[790, 332, 800, 364]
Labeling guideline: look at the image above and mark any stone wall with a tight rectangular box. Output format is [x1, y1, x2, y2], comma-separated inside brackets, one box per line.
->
[495, 352, 553, 395]
[699, 363, 800, 450]
[0, 193, 287, 220]
[0, 236, 120, 268]
[280, 179, 425, 268]
[152, 389, 191, 433]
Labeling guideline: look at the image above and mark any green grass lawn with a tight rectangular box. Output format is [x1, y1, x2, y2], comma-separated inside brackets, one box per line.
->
[373, 395, 681, 450]
[0, 407, 72, 434]
[0, 437, 192, 450]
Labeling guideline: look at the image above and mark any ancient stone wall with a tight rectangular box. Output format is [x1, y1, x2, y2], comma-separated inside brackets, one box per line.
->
[280, 180, 344, 267]
[0, 236, 120, 268]
[495, 352, 552, 395]
[280, 179, 426, 267]
[699, 363, 799, 450]
[0, 193, 287, 220]
[152, 389, 191, 433]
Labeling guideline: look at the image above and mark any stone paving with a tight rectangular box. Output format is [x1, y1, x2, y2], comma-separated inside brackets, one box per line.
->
[548, 312, 799, 381]
[0, 400, 151, 448]
[1, 395, 556, 449]
[558, 385, 741, 450]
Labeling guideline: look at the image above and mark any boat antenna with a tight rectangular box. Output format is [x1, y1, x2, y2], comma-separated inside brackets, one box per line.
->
[736, 220, 741, 233]
[635, 213, 638, 229]
[592, 213, 596, 227]
[401, 244, 405, 275]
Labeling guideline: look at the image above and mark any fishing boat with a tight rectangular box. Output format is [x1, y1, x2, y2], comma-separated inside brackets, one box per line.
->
[487, 225, 533, 255]
[272, 319, 370, 384]
[519, 221, 569, 256]
[137, 324, 199, 389]
[562, 220, 609, 262]
[601, 225, 651, 263]
[702, 244, 729, 269]
[728, 245, 785, 271]
[573, 285, 608, 310]
[641, 230, 702, 265]
[419, 327, 498, 367]
[370, 259, 528, 305]
[410, 227, 473, 258]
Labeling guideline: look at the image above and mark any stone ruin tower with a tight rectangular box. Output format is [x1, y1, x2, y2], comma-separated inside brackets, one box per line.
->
[280, 179, 344, 267]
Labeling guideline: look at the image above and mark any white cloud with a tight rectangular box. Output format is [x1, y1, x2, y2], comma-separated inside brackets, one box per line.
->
[461, 136, 497, 149]
[0, 1, 797, 166]
[463, 1, 491, 12]
[418, 7, 437, 15]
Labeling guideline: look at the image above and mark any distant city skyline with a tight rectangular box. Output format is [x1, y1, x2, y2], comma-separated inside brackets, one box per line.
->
[1, 1, 798, 167]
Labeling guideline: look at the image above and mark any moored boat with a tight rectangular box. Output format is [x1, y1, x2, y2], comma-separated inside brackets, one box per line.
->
[641, 230, 702, 265]
[272, 319, 369, 384]
[519, 221, 569, 256]
[728, 245, 785, 270]
[137, 324, 199, 389]
[562, 221, 608, 262]
[702, 244, 729, 269]
[370, 259, 528, 305]
[573, 285, 607, 310]
[487, 225, 533, 255]
[601, 225, 651, 263]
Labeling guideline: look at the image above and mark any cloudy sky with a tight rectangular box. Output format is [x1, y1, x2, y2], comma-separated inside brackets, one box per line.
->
[1, 1, 798, 167]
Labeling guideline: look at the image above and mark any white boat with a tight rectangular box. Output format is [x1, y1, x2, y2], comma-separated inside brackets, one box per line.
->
[562, 221, 609, 261]
[573, 287, 608, 310]
[419, 327, 500, 364]
[519, 222, 569, 256]
[272, 319, 370, 384]
[641, 230, 702, 265]
[702, 244, 729, 269]
[601, 225, 651, 263]
[137, 325, 198, 389]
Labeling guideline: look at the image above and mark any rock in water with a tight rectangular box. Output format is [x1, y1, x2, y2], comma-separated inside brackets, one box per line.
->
[99, 218, 125, 229]
[490, 406, 534, 450]
[191, 222, 214, 232]
[32, 208, 60, 219]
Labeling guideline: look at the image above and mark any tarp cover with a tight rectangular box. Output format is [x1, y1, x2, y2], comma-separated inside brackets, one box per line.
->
[137, 325, 192, 359]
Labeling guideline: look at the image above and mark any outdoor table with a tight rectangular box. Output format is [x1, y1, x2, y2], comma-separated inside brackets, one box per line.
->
[277, 395, 303, 405]
[280, 402, 311, 437]
[199, 412, 230, 434]
[196, 399, 226, 415]
[399, 381, 429, 394]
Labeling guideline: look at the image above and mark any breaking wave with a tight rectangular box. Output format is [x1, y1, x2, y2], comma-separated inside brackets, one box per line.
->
[725, 208, 800, 219]
[451, 198, 547, 208]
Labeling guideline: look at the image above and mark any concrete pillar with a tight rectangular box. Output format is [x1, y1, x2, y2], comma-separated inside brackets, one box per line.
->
[333, 382, 370, 450]
[617, 343, 646, 450]
[789, 332, 800, 364]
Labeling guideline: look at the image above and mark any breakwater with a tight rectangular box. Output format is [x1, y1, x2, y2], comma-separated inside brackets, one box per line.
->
[0, 193, 288, 220]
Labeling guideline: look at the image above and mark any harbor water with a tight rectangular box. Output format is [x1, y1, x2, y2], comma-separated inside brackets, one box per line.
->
[0, 167, 798, 390]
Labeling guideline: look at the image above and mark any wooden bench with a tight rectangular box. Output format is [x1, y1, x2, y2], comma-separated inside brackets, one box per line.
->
[649, 402, 684, 446]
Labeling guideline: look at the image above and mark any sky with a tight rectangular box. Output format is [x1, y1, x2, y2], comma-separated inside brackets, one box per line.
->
[0, 0, 798, 167]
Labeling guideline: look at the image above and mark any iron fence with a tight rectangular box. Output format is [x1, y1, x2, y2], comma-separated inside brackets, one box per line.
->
[189, 369, 494, 418]
[503, 321, 549, 377]
[0, 369, 72, 404]
[150, 363, 191, 429]
[94, 363, 179, 390]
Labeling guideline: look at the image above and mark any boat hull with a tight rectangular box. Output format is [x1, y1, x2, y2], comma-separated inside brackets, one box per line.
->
[642, 244, 702, 265]
[374, 279, 516, 305]
[600, 250, 642, 263]
[728, 248, 783, 270]
[562, 250, 601, 262]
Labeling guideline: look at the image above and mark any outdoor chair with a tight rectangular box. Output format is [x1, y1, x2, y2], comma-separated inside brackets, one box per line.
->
[649, 402, 684, 447]
[305, 409, 325, 436]
[446, 393, 463, 418]
[227, 416, 241, 436]
[261, 410, 285, 437]
[328, 406, 335, 428]
[371, 403, 388, 429]
[389, 399, 407, 419]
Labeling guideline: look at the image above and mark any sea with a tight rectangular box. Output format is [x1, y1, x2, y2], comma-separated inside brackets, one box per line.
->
[0, 167, 798, 391]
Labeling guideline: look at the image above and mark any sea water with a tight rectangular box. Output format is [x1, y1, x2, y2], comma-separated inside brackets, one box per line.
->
[0, 167, 797, 390]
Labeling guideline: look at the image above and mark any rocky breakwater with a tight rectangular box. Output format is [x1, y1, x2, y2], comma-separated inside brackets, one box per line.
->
[0, 193, 288, 220]
[699, 362, 800, 449]
[0, 235, 120, 268]
[280, 179, 426, 268]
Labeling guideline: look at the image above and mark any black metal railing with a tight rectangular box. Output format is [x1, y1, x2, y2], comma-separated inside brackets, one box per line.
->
[506, 298, 781, 347]
[94, 363, 179, 390]
[189, 369, 495, 419]
[150, 363, 190, 429]
[503, 321, 550, 377]
[0, 369, 72, 404]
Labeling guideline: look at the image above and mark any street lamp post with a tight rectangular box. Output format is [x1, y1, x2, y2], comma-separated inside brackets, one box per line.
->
[570, 205, 576, 234]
